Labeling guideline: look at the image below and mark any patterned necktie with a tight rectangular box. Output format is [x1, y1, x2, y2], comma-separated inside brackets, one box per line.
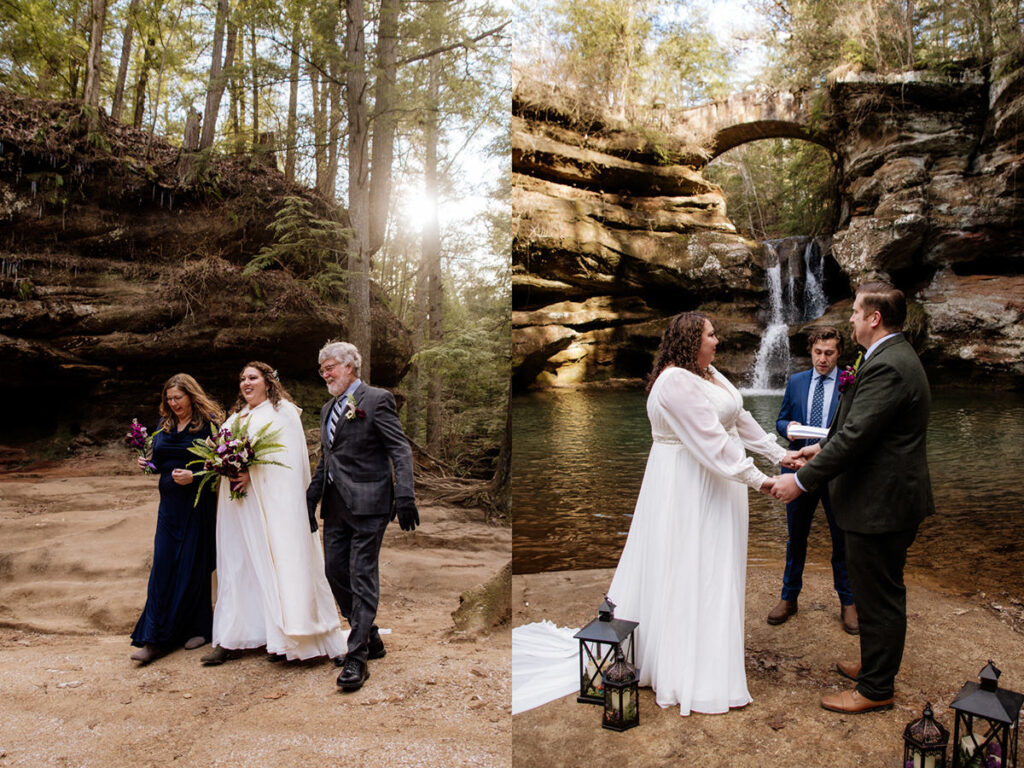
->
[327, 396, 344, 444]
[809, 374, 826, 429]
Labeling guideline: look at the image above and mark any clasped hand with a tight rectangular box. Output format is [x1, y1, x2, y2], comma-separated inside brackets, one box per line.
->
[761, 444, 821, 502]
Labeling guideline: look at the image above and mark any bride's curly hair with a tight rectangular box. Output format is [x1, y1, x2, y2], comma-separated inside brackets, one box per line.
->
[230, 361, 295, 414]
[647, 312, 711, 391]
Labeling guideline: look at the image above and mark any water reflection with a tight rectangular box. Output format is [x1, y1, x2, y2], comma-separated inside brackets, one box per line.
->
[512, 388, 1024, 597]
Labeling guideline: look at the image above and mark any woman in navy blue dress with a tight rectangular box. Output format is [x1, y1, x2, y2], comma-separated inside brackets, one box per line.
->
[130, 373, 224, 664]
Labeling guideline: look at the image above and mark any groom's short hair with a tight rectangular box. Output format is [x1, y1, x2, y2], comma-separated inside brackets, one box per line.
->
[857, 281, 907, 331]
[319, 340, 362, 376]
[806, 326, 844, 354]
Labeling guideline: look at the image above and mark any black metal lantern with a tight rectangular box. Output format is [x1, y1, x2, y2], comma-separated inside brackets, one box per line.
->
[904, 702, 949, 768]
[950, 661, 1024, 768]
[573, 596, 638, 705]
[602, 646, 639, 732]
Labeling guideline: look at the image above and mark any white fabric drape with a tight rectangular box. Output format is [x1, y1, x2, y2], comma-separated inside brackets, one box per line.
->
[511, 621, 580, 715]
[212, 399, 346, 660]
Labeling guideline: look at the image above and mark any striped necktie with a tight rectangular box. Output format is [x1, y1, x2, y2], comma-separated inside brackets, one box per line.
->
[327, 397, 345, 444]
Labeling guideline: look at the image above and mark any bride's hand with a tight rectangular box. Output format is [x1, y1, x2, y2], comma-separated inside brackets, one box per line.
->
[760, 477, 776, 496]
[230, 469, 250, 494]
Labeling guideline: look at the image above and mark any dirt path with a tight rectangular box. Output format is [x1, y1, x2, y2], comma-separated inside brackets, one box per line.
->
[513, 567, 1024, 768]
[0, 451, 511, 768]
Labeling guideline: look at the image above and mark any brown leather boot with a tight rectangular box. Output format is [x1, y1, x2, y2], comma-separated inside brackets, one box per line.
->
[841, 603, 859, 634]
[767, 599, 798, 625]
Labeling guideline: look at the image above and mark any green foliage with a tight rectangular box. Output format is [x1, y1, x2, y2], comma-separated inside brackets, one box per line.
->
[245, 195, 351, 299]
[705, 138, 838, 239]
[517, 0, 734, 111]
[754, 0, 1024, 89]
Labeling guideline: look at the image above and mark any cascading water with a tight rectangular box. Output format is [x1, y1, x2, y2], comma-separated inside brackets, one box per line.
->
[749, 242, 791, 392]
[802, 238, 827, 320]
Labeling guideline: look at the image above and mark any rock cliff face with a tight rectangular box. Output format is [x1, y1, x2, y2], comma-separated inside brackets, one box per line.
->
[0, 92, 411, 443]
[512, 89, 766, 388]
[514, 64, 1024, 389]
[827, 66, 1024, 381]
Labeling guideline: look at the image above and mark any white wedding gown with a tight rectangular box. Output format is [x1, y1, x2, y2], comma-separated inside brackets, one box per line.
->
[606, 365, 786, 715]
[212, 399, 346, 660]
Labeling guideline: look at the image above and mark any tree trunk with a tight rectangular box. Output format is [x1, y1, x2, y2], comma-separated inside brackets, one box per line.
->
[284, 18, 300, 182]
[368, 0, 399, 255]
[227, 24, 243, 152]
[325, 62, 341, 202]
[424, 51, 443, 455]
[83, 0, 107, 123]
[310, 61, 327, 191]
[110, 0, 138, 122]
[406, 253, 429, 441]
[199, 0, 230, 149]
[132, 36, 155, 129]
[250, 24, 259, 144]
[345, 0, 372, 379]
[182, 107, 201, 150]
[483, 393, 512, 520]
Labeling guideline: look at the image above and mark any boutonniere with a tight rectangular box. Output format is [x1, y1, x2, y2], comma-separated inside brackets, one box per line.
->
[838, 351, 864, 394]
[344, 393, 358, 421]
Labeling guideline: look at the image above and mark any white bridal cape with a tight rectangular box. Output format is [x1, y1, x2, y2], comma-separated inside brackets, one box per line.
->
[212, 399, 346, 660]
[510, 365, 785, 716]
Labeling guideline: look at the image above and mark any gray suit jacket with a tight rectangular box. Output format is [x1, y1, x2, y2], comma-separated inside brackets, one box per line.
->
[307, 382, 415, 519]
[796, 334, 935, 534]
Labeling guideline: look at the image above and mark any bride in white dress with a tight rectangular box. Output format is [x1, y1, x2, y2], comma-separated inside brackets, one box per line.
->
[202, 361, 345, 664]
[607, 312, 788, 715]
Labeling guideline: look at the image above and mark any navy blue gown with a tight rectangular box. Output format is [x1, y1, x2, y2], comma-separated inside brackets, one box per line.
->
[130, 421, 217, 647]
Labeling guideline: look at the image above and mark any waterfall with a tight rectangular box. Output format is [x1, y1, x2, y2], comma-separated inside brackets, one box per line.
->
[802, 239, 827, 320]
[749, 243, 790, 392]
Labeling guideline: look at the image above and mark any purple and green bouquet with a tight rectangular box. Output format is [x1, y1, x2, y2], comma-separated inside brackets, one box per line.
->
[124, 418, 158, 474]
[187, 418, 288, 505]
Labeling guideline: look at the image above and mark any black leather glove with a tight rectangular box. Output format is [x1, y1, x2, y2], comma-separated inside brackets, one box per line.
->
[307, 503, 319, 533]
[395, 498, 419, 532]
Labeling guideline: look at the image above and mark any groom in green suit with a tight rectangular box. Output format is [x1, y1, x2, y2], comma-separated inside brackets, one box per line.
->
[772, 280, 934, 714]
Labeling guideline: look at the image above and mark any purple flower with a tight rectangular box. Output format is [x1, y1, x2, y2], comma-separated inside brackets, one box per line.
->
[839, 366, 856, 393]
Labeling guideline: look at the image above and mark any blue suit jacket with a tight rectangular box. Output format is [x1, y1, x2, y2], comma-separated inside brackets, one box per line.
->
[775, 369, 841, 453]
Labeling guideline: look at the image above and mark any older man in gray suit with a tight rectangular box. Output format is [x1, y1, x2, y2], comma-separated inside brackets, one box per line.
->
[307, 340, 418, 691]
[773, 281, 934, 714]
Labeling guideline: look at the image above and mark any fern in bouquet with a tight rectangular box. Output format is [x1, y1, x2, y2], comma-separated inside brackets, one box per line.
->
[187, 418, 289, 506]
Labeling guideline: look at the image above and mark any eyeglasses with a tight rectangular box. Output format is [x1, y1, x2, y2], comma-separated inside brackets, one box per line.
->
[319, 361, 341, 378]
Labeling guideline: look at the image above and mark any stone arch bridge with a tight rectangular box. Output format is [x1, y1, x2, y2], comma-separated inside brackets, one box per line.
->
[676, 88, 831, 161]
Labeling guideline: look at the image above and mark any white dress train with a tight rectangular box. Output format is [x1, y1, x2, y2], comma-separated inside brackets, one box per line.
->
[607, 365, 786, 715]
[212, 399, 346, 660]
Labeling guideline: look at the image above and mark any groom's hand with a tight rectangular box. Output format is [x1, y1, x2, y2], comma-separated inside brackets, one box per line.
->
[797, 443, 822, 461]
[772, 473, 803, 503]
[396, 498, 419, 532]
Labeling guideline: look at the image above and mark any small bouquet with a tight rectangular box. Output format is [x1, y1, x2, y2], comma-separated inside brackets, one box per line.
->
[124, 418, 158, 474]
[839, 351, 864, 394]
[187, 418, 288, 505]
[344, 393, 366, 421]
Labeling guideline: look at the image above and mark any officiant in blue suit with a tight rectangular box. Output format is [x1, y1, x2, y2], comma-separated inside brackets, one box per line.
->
[767, 326, 858, 635]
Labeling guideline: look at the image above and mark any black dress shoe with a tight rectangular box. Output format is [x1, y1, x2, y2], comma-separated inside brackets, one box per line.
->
[332, 635, 386, 667]
[337, 658, 369, 691]
[201, 646, 232, 666]
[267, 653, 287, 663]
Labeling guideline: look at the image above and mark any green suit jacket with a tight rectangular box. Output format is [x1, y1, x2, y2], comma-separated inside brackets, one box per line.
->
[795, 334, 935, 534]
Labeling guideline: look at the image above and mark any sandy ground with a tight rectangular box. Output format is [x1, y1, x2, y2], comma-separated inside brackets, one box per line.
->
[0, 450, 511, 768]
[513, 567, 1024, 768]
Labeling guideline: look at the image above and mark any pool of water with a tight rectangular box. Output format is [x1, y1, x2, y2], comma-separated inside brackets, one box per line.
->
[512, 386, 1024, 597]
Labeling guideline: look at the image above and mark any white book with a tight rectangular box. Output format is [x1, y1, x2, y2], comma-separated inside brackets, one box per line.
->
[788, 425, 829, 440]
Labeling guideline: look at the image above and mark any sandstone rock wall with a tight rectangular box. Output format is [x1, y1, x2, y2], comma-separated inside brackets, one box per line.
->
[0, 92, 412, 443]
[512, 89, 766, 389]
[826, 65, 1024, 381]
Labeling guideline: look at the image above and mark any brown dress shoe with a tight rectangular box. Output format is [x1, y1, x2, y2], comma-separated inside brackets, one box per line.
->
[767, 599, 798, 625]
[821, 688, 893, 714]
[836, 660, 862, 681]
[841, 603, 859, 635]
